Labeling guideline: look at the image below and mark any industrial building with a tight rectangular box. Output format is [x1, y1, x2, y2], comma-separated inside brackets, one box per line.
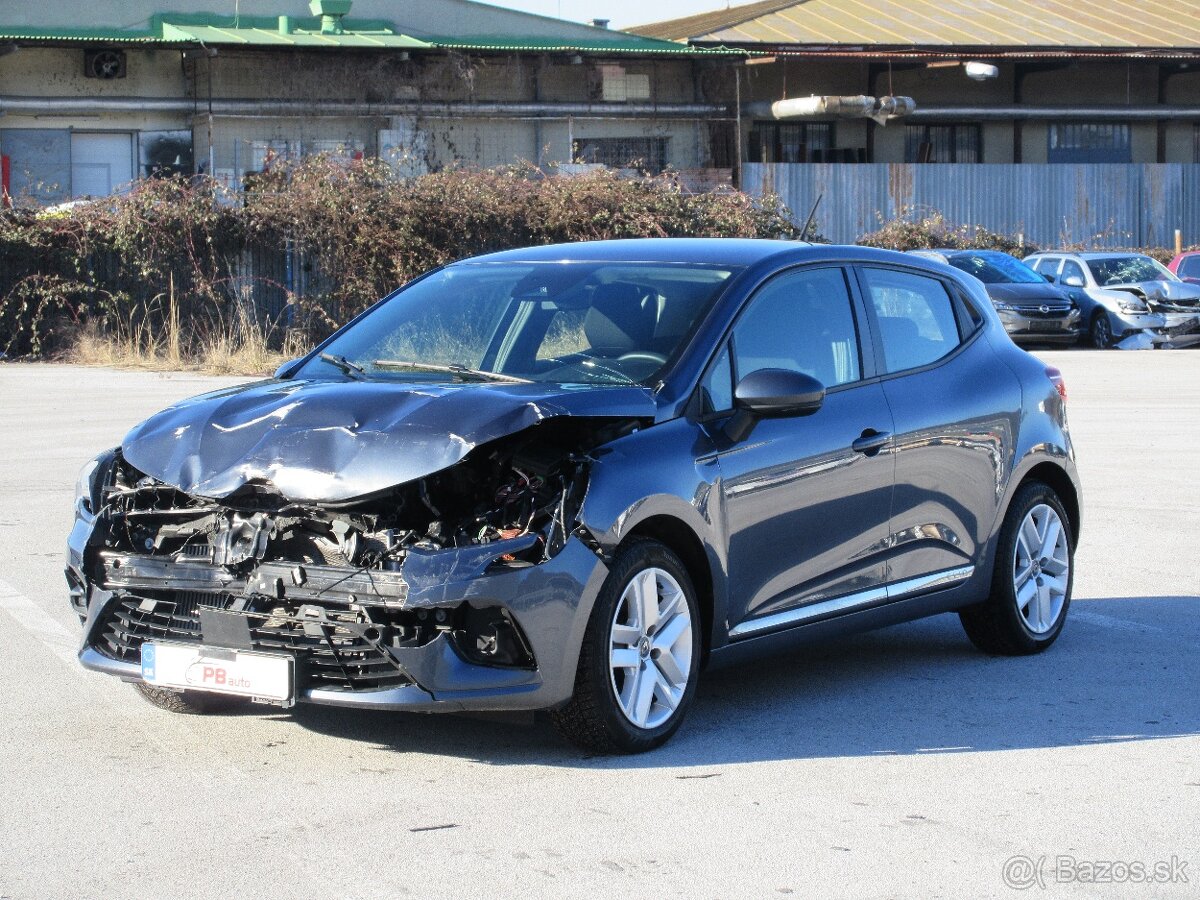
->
[0, 0, 739, 204]
[635, 0, 1200, 245]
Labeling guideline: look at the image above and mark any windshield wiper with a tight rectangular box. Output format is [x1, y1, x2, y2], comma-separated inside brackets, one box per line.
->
[319, 352, 367, 380]
[373, 359, 533, 384]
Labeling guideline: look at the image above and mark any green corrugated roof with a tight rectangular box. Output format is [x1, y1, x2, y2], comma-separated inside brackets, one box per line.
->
[0, 12, 741, 54]
[159, 17, 431, 48]
[0, 26, 162, 42]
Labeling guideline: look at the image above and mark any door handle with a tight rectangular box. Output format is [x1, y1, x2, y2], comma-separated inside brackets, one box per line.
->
[851, 429, 891, 456]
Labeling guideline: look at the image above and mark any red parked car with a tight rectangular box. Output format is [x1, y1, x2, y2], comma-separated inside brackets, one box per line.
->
[1167, 251, 1200, 284]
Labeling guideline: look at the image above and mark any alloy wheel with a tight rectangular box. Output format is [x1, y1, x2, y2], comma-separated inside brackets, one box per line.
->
[1012, 503, 1070, 634]
[1091, 314, 1113, 349]
[609, 567, 694, 729]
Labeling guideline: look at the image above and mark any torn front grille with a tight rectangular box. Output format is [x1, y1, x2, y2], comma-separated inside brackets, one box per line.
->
[96, 592, 414, 692]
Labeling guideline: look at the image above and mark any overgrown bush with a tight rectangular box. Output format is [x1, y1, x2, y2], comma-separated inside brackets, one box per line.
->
[4, 174, 1192, 372]
[0, 159, 799, 361]
[856, 209, 1036, 256]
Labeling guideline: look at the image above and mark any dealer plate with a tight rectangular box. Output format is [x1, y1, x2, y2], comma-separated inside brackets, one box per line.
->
[140, 641, 294, 705]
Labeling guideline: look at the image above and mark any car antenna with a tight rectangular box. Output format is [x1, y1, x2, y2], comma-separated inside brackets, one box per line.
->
[799, 192, 822, 242]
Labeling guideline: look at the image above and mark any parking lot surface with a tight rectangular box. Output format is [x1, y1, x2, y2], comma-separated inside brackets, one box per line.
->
[1, 353, 1197, 899]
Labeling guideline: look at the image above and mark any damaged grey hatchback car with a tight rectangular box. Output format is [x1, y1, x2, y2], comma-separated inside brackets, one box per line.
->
[67, 239, 1081, 753]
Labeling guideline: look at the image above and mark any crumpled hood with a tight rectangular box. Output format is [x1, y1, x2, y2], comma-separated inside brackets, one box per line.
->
[121, 377, 657, 503]
[1105, 280, 1200, 305]
[985, 282, 1071, 307]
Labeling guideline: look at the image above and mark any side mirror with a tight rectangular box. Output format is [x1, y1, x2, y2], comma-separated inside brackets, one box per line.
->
[1062, 275, 1085, 288]
[1042, 273, 1055, 283]
[725, 368, 825, 442]
[273, 358, 303, 380]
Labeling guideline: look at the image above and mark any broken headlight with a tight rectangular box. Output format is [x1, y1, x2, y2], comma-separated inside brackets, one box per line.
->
[1116, 296, 1149, 313]
[75, 448, 116, 517]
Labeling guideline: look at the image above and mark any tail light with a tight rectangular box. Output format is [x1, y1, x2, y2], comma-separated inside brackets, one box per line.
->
[1046, 365, 1067, 402]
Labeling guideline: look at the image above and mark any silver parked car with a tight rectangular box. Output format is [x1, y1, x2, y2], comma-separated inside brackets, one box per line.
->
[1024, 251, 1200, 349]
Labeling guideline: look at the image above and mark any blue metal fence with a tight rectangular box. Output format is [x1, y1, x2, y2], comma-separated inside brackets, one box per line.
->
[743, 163, 1200, 248]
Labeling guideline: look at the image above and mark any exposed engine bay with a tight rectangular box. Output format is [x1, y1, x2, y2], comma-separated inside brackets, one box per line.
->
[74, 417, 640, 688]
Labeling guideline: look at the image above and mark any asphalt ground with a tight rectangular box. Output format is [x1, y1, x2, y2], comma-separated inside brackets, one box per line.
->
[0, 351, 1196, 899]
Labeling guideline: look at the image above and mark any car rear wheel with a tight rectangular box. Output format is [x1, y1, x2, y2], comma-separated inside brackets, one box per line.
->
[1089, 311, 1115, 349]
[551, 539, 701, 753]
[960, 481, 1074, 655]
[134, 682, 249, 714]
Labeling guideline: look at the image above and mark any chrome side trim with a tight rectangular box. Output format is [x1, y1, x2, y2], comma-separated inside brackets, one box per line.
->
[728, 586, 888, 639]
[886, 565, 976, 602]
[728, 564, 976, 640]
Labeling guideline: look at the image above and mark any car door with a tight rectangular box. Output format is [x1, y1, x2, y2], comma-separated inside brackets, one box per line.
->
[856, 265, 1020, 589]
[708, 265, 897, 637]
[1056, 258, 1097, 318]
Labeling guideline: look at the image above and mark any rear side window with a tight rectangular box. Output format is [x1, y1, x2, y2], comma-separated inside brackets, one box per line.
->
[1030, 257, 1058, 277]
[861, 268, 962, 374]
[1179, 256, 1200, 278]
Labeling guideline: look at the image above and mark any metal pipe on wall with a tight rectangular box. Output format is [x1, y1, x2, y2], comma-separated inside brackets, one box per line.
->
[0, 96, 728, 119]
[910, 106, 1200, 120]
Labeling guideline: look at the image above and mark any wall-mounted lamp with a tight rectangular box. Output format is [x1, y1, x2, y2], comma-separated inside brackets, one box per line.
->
[964, 61, 999, 81]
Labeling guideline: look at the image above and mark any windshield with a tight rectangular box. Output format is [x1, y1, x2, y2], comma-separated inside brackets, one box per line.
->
[1086, 256, 1177, 286]
[298, 261, 738, 385]
[946, 252, 1045, 285]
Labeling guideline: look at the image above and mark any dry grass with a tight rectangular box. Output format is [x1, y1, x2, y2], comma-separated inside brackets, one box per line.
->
[68, 291, 309, 377]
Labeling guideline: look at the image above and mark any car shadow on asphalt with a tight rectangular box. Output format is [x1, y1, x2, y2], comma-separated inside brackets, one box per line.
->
[287, 594, 1200, 767]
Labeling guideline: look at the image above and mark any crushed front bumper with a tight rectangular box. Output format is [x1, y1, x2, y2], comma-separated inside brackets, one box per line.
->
[68, 513, 608, 712]
[1150, 313, 1200, 348]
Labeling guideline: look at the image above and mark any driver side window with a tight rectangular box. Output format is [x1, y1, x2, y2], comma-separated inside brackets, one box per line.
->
[731, 266, 862, 390]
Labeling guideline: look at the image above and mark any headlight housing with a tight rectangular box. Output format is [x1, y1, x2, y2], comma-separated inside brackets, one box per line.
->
[1117, 296, 1149, 313]
[992, 302, 1017, 313]
[75, 449, 117, 517]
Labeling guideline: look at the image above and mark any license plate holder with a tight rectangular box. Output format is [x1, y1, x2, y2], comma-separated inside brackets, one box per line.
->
[1028, 318, 1064, 332]
[140, 641, 295, 707]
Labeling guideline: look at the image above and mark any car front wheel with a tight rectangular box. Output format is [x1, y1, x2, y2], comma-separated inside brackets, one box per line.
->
[1090, 311, 1115, 349]
[960, 481, 1074, 655]
[135, 682, 249, 714]
[551, 539, 701, 753]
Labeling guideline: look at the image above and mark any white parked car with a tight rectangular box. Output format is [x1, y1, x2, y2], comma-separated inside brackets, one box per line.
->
[1024, 252, 1200, 349]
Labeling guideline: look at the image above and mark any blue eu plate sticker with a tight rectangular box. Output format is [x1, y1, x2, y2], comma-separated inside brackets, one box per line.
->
[140, 643, 155, 680]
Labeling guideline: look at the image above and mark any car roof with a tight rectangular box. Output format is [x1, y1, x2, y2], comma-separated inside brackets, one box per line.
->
[462, 238, 938, 269]
[934, 248, 1007, 256]
[1032, 251, 1154, 260]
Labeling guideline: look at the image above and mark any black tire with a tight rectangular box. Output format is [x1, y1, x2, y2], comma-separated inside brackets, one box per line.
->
[551, 539, 702, 754]
[134, 682, 249, 715]
[960, 481, 1074, 655]
[1089, 311, 1115, 349]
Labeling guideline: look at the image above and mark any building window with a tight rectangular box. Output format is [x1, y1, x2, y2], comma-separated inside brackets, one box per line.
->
[1048, 123, 1131, 163]
[904, 124, 981, 163]
[748, 122, 834, 163]
[572, 137, 668, 173]
[596, 65, 651, 102]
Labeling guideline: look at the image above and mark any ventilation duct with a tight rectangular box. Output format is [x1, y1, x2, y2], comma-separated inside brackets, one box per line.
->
[751, 95, 917, 125]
